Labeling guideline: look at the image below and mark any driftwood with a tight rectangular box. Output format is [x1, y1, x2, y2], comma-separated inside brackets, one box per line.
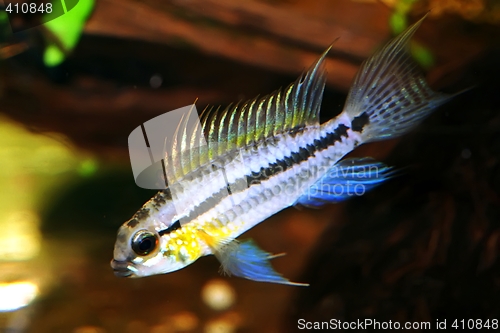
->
[84, 0, 369, 91]
[1, 0, 491, 157]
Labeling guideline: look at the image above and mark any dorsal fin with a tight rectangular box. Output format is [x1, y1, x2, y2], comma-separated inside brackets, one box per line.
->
[165, 47, 331, 183]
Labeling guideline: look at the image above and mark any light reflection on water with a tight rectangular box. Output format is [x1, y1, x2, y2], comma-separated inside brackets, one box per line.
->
[0, 115, 97, 327]
[0, 282, 38, 312]
[0, 115, 94, 261]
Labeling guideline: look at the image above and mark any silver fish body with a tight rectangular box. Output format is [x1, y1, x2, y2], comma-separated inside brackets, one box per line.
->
[111, 16, 451, 285]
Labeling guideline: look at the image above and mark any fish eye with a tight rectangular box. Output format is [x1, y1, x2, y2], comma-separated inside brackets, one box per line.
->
[131, 230, 158, 256]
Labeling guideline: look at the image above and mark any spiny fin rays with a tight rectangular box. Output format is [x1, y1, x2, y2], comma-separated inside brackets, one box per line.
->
[164, 46, 331, 183]
[343, 14, 452, 142]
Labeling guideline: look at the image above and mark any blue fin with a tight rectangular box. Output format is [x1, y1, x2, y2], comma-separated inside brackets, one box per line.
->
[215, 239, 308, 286]
[296, 158, 394, 208]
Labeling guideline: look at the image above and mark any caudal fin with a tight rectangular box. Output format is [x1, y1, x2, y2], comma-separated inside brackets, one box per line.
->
[344, 15, 452, 143]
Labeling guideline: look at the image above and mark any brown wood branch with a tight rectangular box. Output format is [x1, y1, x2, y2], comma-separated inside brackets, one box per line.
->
[1, 72, 231, 155]
[162, 0, 386, 59]
[82, 0, 486, 93]
[84, 0, 364, 91]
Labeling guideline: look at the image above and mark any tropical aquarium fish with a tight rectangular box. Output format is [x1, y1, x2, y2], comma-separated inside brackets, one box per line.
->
[111, 17, 451, 285]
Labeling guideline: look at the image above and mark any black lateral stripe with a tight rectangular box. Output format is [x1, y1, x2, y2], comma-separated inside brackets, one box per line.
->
[158, 220, 181, 236]
[247, 124, 348, 185]
[298, 147, 310, 160]
[351, 112, 370, 132]
[182, 123, 350, 222]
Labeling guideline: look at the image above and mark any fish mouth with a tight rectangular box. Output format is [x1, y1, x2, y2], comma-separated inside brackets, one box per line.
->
[110, 259, 134, 277]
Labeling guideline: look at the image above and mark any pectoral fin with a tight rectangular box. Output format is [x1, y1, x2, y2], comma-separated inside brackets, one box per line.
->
[214, 239, 308, 286]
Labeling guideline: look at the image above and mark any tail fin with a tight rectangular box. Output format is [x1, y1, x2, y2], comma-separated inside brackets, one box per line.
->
[344, 15, 452, 143]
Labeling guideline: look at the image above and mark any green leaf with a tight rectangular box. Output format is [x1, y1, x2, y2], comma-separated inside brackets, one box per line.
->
[43, 44, 66, 67]
[43, 0, 95, 67]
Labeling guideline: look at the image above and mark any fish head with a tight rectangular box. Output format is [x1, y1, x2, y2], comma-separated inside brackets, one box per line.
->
[111, 193, 205, 278]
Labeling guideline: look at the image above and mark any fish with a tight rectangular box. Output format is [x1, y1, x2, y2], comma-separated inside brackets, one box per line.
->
[111, 16, 452, 286]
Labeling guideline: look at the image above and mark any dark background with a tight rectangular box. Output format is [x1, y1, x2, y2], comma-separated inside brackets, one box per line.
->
[0, 0, 499, 332]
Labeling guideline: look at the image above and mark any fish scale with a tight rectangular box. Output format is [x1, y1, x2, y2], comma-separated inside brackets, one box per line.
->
[203, 121, 360, 237]
[162, 113, 355, 232]
[111, 16, 454, 285]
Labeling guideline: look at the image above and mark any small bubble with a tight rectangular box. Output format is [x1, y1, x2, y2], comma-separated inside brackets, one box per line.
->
[150, 74, 163, 89]
[201, 279, 236, 311]
[461, 148, 471, 159]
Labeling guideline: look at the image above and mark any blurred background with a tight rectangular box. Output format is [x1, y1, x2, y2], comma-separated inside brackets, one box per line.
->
[0, 0, 499, 332]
